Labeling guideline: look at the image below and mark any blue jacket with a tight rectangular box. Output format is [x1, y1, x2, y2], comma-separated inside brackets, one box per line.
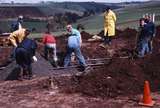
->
[68, 28, 81, 48]
[17, 38, 37, 57]
[11, 20, 22, 32]
[146, 21, 156, 37]
[138, 25, 151, 42]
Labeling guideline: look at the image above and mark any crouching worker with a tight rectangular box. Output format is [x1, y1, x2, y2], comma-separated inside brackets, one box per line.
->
[8, 28, 37, 80]
[42, 31, 58, 67]
[64, 25, 87, 71]
[136, 18, 150, 57]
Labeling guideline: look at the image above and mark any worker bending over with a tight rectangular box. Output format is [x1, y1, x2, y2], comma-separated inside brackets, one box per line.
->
[8, 28, 37, 80]
[64, 24, 87, 71]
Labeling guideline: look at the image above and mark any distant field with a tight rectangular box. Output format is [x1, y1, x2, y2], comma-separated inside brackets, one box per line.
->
[74, 3, 160, 34]
[29, 31, 66, 38]
[0, 20, 47, 33]
[1, 2, 160, 38]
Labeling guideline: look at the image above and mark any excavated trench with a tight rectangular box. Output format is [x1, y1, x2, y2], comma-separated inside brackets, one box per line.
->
[0, 26, 160, 99]
[48, 26, 160, 98]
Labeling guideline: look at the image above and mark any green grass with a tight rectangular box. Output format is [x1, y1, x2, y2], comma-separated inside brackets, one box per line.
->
[29, 31, 67, 38]
[1, 2, 160, 37]
[23, 21, 47, 32]
[0, 20, 11, 32]
[74, 3, 160, 34]
[0, 20, 47, 33]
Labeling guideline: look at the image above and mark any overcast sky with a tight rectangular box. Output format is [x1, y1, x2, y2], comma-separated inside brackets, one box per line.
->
[1, 0, 150, 3]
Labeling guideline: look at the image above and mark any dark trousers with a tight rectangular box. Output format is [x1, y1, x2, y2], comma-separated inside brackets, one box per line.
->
[10, 47, 16, 59]
[15, 48, 32, 76]
[103, 36, 112, 45]
[148, 36, 153, 52]
[103, 32, 112, 45]
[44, 45, 57, 60]
[44, 46, 53, 60]
[137, 39, 149, 57]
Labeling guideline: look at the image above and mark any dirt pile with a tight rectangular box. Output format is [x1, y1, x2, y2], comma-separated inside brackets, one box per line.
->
[98, 29, 123, 38]
[0, 26, 160, 100]
[81, 31, 93, 41]
[53, 26, 160, 98]
[0, 47, 12, 67]
[119, 28, 137, 39]
[70, 59, 145, 98]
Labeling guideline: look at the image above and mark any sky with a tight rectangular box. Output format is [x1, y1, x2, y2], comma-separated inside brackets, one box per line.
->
[0, 0, 150, 3]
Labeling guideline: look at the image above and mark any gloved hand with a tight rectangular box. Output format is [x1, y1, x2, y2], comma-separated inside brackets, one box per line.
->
[153, 33, 156, 37]
[54, 56, 58, 62]
[32, 56, 37, 62]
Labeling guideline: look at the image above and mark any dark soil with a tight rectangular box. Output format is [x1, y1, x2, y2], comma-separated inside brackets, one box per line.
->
[50, 26, 160, 98]
[0, 26, 160, 107]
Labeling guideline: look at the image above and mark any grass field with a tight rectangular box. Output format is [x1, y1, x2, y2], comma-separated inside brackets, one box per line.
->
[74, 2, 160, 34]
[1, 1, 160, 38]
[29, 31, 67, 38]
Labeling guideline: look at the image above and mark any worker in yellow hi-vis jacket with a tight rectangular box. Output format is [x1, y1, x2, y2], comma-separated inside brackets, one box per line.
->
[100, 7, 116, 48]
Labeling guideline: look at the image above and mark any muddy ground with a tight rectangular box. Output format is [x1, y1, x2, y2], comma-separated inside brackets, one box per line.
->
[0, 26, 160, 107]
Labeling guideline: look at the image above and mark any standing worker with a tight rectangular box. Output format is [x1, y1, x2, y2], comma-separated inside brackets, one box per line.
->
[136, 18, 150, 57]
[10, 15, 24, 59]
[100, 7, 116, 48]
[64, 24, 87, 71]
[11, 15, 23, 32]
[8, 28, 37, 80]
[42, 31, 58, 66]
[144, 14, 156, 53]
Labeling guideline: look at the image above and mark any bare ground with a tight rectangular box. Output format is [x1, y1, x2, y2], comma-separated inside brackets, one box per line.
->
[0, 26, 160, 107]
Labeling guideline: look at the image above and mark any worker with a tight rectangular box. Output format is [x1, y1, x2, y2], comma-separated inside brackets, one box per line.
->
[42, 31, 58, 66]
[9, 28, 30, 60]
[11, 15, 23, 32]
[15, 37, 37, 80]
[64, 24, 87, 71]
[8, 28, 37, 80]
[9, 16, 24, 59]
[8, 28, 30, 47]
[144, 14, 156, 53]
[136, 18, 150, 57]
[100, 7, 116, 48]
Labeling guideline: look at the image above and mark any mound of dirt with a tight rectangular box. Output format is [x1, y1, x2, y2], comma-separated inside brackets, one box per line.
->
[119, 28, 137, 39]
[0, 26, 160, 100]
[81, 31, 93, 40]
[53, 25, 160, 98]
[0, 47, 12, 67]
[97, 29, 123, 38]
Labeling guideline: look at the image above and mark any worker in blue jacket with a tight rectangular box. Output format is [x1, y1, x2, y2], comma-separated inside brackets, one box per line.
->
[15, 32, 37, 80]
[144, 15, 156, 53]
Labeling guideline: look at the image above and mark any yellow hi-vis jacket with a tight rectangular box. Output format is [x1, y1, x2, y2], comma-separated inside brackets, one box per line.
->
[104, 10, 116, 37]
[8, 28, 26, 47]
